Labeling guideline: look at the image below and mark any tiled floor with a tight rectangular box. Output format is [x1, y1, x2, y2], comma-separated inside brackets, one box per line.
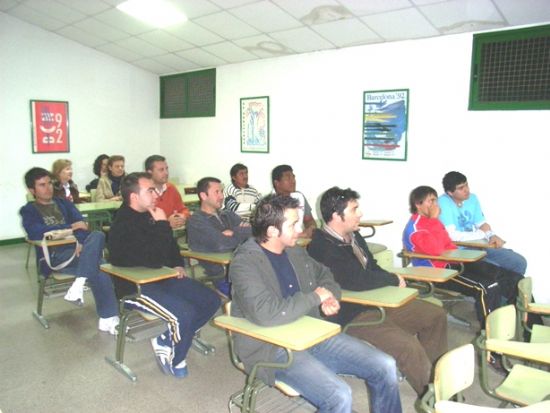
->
[0, 243, 505, 413]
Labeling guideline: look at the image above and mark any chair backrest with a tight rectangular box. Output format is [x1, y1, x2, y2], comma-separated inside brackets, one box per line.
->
[434, 344, 475, 402]
[486, 305, 516, 341]
[517, 277, 533, 322]
[436, 400, 550, 413]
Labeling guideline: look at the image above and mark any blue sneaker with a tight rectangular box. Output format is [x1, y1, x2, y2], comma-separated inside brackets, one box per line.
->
[151, 333, 172, 375]
[171, 359, 188, 378]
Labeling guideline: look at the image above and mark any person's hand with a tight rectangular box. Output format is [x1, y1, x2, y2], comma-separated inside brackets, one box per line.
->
[168, 213, 185, 229]
[71, 221, 88, 231]
[222, 229, 234, 237]
[148, 207, 167, 221]
[174, 266, 186, 279]
[489, 235, 505, 248]
[75, 243, 83, 257]
[396, 275, 407, 288]
[429, 203, 441, 219]
[321, 296, 340, 316]
[314, 287, 334, 302]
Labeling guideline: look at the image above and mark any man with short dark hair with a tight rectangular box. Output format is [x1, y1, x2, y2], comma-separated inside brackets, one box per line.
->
[186, 177, 251, 295]
[439, 171, 527, 275]
[271, 164, 316, 238]
[230, 194, 402, 413]
[308, 187, 447, 397]
[223, 163, 261, 222]
[144, 155, 190, 229]
[20, 167, 119, 334]
[108, 172, 220, 378]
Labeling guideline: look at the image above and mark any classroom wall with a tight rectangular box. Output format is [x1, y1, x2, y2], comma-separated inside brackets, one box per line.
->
[0, 12, 159, 240]
[160, 32, 550, 303]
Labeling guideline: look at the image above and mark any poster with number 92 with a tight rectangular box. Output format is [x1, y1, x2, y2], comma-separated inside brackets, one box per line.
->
[30, 100, 69, 153]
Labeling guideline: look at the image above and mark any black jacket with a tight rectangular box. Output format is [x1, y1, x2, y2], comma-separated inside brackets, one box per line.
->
[308, 228, 399, 326]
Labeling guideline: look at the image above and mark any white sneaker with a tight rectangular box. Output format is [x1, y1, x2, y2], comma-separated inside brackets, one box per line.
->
[98, 316, 120, 335]
[64, 277, 86, 306]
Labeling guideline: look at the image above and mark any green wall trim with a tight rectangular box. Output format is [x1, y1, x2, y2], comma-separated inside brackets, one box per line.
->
[0, 237, 26, 246]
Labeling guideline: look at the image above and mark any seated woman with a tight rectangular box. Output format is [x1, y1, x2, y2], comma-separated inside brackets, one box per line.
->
[85, 154, 109, 192]
[96, 155, 125, 202]
[52, 159, 81, 203]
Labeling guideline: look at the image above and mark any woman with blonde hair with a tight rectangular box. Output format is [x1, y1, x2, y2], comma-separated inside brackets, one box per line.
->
[52, 159, 80, 203]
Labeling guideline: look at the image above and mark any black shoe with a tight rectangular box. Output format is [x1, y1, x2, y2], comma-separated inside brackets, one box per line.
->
[489, 354, 508, 376]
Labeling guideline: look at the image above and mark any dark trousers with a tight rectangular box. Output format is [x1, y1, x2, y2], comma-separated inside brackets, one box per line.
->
[345, 300, 447, 396]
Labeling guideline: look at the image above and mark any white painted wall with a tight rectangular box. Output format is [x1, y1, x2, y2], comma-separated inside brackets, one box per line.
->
[0, 13, 159, 239]
[161, 33, 550, 303]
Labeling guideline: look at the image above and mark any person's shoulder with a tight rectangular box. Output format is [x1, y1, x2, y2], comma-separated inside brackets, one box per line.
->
[233, 238, 261, 259]
[19, 201, 36, 214]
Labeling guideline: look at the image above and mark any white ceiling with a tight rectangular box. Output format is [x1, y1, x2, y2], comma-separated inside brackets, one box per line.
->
[2, 0, 550, 76]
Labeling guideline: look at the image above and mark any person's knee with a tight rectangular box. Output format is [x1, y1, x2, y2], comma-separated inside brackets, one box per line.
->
[322, 380, 352, 411]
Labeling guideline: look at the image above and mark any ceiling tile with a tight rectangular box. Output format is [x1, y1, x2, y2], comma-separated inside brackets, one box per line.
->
[229, 1, 302, 32]
[233, 34, 293, 58]
[194, 11, 260, 40]
[73, 17, 130, 42]
[138, 30, 194, 52]
[93, 8, 155, 35]
[410, 0, 446, 5]
[175, 47, 227, 66]
[494, 0, 550, 26]
[362, 8, 439, 40]
[0, 0, 22, 12]
[202, 41, 258, 63]
[55, 0, 112, 15]
[115, 37, 168, 57]
[420, 0, 504, 34]
[313, 18, 382, 47]
[272, 0, 342, 20]
[209, 0, 259, 9]
[154, 53, 200, 71]
[7, 4, 66, 30]
[166, 21, 223, 46]
[22, 0, 85, 24]
[171, 0, 221, 19]
[96, 42, 143, 62]
[56, 25, 107, 48]
[338, 0, 413, 16]
[270, 27, 335, 53]
[132, 58, 173, 74]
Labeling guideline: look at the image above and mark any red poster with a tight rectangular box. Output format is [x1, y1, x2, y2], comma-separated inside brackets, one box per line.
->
[30, 100, 69, 153]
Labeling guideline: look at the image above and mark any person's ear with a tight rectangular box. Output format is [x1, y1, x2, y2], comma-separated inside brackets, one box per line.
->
[267, 225, 279, 238]
[199, 191, 207, 202]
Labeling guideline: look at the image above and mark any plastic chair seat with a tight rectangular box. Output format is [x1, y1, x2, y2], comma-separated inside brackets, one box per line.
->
[495, 364, 550, 405]
[530, 324, 550, 343]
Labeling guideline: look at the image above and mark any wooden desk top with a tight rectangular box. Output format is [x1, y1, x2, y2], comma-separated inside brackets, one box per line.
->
[402, 249, 486, 263]
[100, 264, 179, 284]
[359, 219, 393, 227]
[485, 339, 550, 364]
[27, 236, 77, 247]
[180, 250, 232, 265]
[214, 315, 341, 351]
[341, 286, 418, 308]
[76, 201, 121, 213]
[454, 239, 495, 249]
[389, 266, 459, 283]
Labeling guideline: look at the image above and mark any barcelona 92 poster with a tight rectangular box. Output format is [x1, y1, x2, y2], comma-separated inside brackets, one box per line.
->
[30, 100, 70, 153]
[362, 89, 408, 161]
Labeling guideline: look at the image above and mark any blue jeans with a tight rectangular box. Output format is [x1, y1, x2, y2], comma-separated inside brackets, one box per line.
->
[273, 333, 402, 413]
[484, 247, 527, 275]
[50, 231, 118, 318]
[127, 277, 220, 366]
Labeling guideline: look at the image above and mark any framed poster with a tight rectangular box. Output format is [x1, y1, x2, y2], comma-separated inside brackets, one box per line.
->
[240, 96, 269, 153]
[362, 89, 408, 161]
[30, 100, 70, 153]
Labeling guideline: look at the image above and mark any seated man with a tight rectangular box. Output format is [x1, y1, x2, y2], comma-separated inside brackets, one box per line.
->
[223, 163, 261, 222]
[308, 187, 447, 397]
[439, 171, 527, 275]
[272, 164, 316, 238]
[187, 177, 251, 295]
[404, 186, 521, 327]
[108, 172, 220, 378]
[145, 155, 190, 229]
[20, 167, 119, 334]
[230, 194, 402, 413]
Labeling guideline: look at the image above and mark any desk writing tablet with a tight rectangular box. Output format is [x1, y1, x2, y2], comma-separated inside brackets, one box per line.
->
[76, 201, 121, 213]
[341, 286, 418, 307]
[359, 219, 393, 227]
[28, 236, 77, 247]
[101, 264, 179, 284]
[180, 250, 232, 265]
[389, 267, 459, 283]
[402, 249, 486, 263]
[454, 239, 495, 249]
[214, 315, 340, 351]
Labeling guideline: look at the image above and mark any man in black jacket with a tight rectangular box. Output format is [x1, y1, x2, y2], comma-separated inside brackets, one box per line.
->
[308, 187, 447, 397]
[108, 172, 220, 378]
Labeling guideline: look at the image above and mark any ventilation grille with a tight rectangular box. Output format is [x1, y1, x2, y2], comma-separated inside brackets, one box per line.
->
[161, 69, 216, 118]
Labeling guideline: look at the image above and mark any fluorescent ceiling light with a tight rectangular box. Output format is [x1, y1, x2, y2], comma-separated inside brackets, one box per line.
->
[117, 0, 187, 28]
